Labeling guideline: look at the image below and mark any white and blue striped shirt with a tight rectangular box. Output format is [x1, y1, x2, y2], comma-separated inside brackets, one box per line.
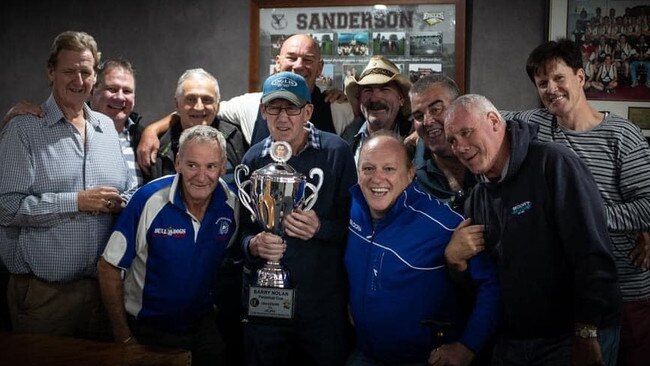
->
[503, 108, 650, 301]
[0, 94, 136, 282]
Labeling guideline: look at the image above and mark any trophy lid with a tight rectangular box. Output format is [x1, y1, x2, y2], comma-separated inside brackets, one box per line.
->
[251, 141, 305, 183]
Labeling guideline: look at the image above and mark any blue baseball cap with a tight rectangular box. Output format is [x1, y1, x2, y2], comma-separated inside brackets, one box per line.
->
[261, 71, 311, 107]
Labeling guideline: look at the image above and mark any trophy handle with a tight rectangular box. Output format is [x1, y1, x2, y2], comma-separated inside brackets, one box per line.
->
[234, 164, 256, 220]
[302, 168, 324, 211]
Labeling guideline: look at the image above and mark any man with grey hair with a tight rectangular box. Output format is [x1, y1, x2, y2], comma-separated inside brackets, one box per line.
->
[444, 94, 621, 365]
[0, 30, 135, 339]
[98, 125, 239, 365]
[146, 68, 246, 184]
[408, 74, 475, 212]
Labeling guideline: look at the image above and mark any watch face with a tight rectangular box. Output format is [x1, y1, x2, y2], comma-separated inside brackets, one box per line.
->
[576, 327, 597, 338]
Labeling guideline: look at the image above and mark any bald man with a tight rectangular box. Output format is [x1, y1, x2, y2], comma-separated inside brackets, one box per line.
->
[137, 34, 355, 172]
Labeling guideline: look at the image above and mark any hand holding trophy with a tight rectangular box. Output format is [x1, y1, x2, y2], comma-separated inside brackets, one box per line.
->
[235, 140, 323, 319]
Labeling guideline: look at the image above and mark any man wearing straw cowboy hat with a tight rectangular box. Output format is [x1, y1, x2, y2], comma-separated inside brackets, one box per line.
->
[342, 55, 413, 162]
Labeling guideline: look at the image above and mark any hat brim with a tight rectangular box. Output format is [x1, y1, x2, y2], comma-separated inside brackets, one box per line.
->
[345, 73, 412, 117]
[261, 91, 307, 107]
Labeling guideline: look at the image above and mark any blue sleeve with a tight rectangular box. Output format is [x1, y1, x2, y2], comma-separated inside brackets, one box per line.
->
[459, 251, 501, 353]
[103, 185, 150, 269]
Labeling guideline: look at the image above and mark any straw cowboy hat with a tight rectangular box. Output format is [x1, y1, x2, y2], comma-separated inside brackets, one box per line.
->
[344, 55, 412, 116]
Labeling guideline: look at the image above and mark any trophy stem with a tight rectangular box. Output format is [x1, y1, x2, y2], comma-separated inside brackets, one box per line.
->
[257, 260, 290, 288]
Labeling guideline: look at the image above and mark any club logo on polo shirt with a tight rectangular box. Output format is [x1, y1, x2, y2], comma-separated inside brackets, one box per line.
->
[215, 217, 233, 241]
[153, 226, 187, 238]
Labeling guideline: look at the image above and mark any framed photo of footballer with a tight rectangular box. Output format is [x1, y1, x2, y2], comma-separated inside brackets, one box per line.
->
[549, 0, 650, 123]
[250, 0, 467, 92]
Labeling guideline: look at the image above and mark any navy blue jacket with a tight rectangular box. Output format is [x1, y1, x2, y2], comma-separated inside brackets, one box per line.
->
[465, 119, 621, 338]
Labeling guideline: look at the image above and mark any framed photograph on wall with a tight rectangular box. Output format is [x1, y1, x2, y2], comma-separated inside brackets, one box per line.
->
[628, 106, 650, 130]
[250, 0, 466, 93]
[549, 0, 650, 128]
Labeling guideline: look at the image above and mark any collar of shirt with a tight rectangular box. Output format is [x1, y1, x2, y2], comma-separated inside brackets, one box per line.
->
[259, 121, 322, 158]
[353, 120, 401, 140]
[119, 116, 136, 141]
[479, 156, 510, 183]
[43, 94, 101, 129]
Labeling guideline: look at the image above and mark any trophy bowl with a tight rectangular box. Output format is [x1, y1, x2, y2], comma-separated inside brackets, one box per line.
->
[235, 141, 323, 289]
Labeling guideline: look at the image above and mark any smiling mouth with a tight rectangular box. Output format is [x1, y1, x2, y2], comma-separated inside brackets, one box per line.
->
[426, 127, 443, 138]
[461, 151, 478, 163]
[370, 187, 388, 196]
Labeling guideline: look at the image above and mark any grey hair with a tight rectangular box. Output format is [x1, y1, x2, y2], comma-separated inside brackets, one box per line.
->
[178, 125, 227, 163]
[409, 74, 460, 100]
[175, 68, 221, 102]
[444, 94, 504, 125]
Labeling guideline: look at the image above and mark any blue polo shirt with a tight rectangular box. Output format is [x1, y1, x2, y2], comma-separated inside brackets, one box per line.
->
[102, 174, 239, 333]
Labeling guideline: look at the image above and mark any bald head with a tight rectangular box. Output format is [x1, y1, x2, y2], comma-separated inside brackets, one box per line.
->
[358, 133, 415, 219]
[275, 34, 324, 92]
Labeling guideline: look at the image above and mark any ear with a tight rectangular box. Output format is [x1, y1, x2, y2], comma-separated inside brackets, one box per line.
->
[303, 103, 314, 121]
[174, 153, 181, 173]
[274, 56, 281, 73]
[174, 96, 181, 112]
[407, 164, 416, 181]
[576, 68, 586, 86]
[47, 67, 54, 84]
[259, 103, 268, 120]
[487, 111, 501, 130]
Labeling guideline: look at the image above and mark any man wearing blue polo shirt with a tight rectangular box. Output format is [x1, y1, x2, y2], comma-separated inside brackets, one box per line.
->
[97, 125, 239, 365]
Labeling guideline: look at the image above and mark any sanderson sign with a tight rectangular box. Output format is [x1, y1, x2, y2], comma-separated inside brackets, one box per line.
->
[257, 4, 457, 91]
[295, 11, 415, 30]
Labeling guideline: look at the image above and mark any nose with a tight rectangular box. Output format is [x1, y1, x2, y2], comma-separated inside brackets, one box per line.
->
[423, 111, 436, 126]
[367, 168, 386, 181]
[113, 89, 126, 101]
[194, 98, 205, 110]
[450, 138, 466, 154]
[72, 71, 84, 85]
[292, 57, 305, 71]
[195, 167, 208, 180]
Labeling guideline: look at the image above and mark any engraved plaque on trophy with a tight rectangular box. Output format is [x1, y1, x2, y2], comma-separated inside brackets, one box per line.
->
[234, 141, 323, 319]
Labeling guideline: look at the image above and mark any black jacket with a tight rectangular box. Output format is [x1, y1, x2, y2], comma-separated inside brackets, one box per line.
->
[465, 119, 621, 338]
[145, 118, 247, 184]
[341, 113, 412, 155]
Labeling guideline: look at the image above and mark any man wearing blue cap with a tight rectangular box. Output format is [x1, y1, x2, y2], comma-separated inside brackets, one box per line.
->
[239, 71, 357, 366]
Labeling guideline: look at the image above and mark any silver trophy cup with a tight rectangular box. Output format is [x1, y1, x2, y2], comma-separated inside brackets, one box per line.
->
[234, 141, 323, 289]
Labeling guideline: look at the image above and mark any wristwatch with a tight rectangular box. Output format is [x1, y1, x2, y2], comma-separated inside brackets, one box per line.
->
[575, 325, 598, 339]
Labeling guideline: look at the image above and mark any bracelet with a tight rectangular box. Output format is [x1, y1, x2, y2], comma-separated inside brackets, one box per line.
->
[122, 336, 132, 343]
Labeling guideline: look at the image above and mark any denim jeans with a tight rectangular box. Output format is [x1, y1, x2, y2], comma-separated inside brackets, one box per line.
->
[492, 326, 619, 366]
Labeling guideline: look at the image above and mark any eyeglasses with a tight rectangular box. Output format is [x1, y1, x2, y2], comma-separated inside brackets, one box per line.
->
[264, 105, 303, 116]
[411, 102, 445, 123]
